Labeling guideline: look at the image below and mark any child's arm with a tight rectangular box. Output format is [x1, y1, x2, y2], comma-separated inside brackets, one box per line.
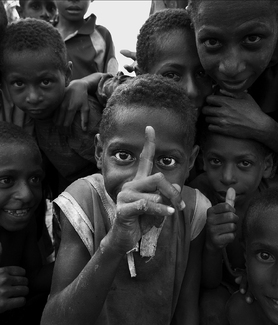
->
[172, 228, 205, 325]
[54, 72, 104, 132]
[202, 201, 238, 288]
[41, 126, 185, 325]
[203, 92, 278, 153]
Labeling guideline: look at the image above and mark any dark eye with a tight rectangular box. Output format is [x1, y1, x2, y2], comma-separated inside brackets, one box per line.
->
[238, 160, 251, 168]
[244, 35, 261, 44]
[13, 81, 24, 87]
[157, 157, 176, 167]
[197, 69, 208, 79]
[30, 175, 43, 185]
[0, 177, 13, 187]
[208, 158, 221, 166]
[41, 79, 51, 86]
[204, 39, 222, 49]
[163, 72, 181, 82]
[256, 251, 275, 263]
[114, 151, 133, 162]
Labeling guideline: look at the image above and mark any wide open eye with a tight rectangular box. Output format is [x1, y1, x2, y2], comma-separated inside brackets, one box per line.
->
[114, 151, 134, 162]
[204, 39, 222, 49]
[256, 251, 275, 263]
[157, 157, 176, 168]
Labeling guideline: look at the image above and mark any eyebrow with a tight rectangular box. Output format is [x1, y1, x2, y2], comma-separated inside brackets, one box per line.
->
[199, 20, 273, 37]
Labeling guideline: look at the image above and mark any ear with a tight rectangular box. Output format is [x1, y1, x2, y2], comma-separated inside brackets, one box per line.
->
[16, 6, 24, 18]
[262, 153, 274, 179]
[94, 134, 103, 170]
[188, 145, 199, 172]
[65, 61, 73, 87]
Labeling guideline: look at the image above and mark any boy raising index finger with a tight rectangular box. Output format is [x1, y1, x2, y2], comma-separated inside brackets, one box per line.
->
[41, 74, 211, 325]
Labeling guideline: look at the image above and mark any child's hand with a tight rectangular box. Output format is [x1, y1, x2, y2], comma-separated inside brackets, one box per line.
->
[0, 244, 29, 313]
[111, 126, 185, 254]
[120, 49, 138, 74]
[203, 91, 266, 140]
[206, 201, 238, 251]
[234, 270, 254, 304]
[54, 79, 90, 133]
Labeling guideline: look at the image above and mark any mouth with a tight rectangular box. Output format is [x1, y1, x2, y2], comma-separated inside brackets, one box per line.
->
[4, 208, 31, 217]
[220, 79, 248, 92]
[66, 6, 82, 13]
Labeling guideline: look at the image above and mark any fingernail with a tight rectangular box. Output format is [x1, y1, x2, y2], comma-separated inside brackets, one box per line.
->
[167, 206, 175, 214]
[179, 201, 186, 211]
[240, 289, 245, 294]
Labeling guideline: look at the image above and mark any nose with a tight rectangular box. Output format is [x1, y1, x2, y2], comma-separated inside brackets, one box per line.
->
[40, 8, 50, 20]
[14, 181, 34, 203]
[26, 86, 42, 104]
[221, 164, 237, 186]
[184, 75, 202, 107]
[219, 47, 246, 78]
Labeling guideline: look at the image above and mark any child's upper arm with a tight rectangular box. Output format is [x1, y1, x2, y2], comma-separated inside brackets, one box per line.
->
[49, 210, 91, 296]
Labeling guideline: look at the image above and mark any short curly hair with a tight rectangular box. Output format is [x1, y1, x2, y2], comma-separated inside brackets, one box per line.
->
[0, 18, 68, 74]
[136, 8, 192, 74]
[0, 121, 42, 161]
[100, 74, 198, 149]
[243, 187, 278, 243]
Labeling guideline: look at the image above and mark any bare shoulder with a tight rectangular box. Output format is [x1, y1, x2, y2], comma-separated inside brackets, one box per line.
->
[226, 291, 260, 325]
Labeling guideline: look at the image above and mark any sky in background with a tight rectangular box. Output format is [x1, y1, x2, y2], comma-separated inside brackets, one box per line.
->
[87, 1, 151, 74]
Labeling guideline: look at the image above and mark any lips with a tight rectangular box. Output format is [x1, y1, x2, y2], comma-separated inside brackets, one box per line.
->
[220, 79, 248, 92]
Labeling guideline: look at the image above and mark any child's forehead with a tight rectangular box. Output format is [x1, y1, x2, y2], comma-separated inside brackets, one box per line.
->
[204, 133, 260, 152]
[196, 0, 274, 24]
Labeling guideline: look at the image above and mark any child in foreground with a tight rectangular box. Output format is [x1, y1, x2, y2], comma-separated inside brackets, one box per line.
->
[190, 122, 276, 324]
[0, 122, 53, 325]
[227, 188, 278, 325]
[0, 18, 102, 194]
[41, 74, 211, 325]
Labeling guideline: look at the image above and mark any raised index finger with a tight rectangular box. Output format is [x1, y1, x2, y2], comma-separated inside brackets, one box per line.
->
[135, 126, 155, 179]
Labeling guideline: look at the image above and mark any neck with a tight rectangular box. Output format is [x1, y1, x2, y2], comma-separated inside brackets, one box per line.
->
[56, 16, 85, 39]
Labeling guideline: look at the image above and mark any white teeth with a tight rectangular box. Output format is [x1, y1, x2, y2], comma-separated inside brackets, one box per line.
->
[4, 209, 29, 217]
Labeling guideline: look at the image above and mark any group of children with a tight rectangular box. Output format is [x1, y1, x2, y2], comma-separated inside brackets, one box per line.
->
[1, 0, 278, 324]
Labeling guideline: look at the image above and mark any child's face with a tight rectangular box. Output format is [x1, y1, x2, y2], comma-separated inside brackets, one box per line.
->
[17, 0, 57, 23]
[0, 143, 43, 232]
[246, 206, 278, 324]
[95, 107, 198, 202]
[192, 0, 278, 93]
[149, 30, 212, 109]
[55, 0, 91, 22]
[3, 49, 69, 120]
[202, 134, 272, 205]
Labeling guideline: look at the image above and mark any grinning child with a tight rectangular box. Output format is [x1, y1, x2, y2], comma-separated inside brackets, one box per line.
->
[186, 0, 278, 154]
[0, 122, 53, 325]
[40, 74, 211, 325]
[227, 188, 278, 325]
[16, 0, 57, 24]
[190, 121, 277, 324]
[0, 18, 102, 194]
